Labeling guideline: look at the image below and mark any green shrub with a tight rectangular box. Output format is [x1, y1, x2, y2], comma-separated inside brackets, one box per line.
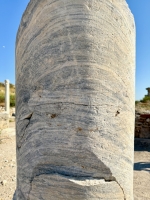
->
[0, 93, 5, 103]
[0, 93, 15, 107]
[10, 94, 15, 107]
[140, 96, 150, 103]
[135, 100, 140, 105]
[10, 83, 15, 89]
[0, 82, 5, 87]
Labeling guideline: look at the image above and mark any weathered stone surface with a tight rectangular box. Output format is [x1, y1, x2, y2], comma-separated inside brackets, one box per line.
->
[0, 112, 9, 130]
[15, 0, 135, 199]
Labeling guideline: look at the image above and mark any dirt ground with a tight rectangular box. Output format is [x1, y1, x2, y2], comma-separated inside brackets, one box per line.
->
[134, 139, 150, 200]
[0, 122, 16, 200]
[0, 122, 150, 200]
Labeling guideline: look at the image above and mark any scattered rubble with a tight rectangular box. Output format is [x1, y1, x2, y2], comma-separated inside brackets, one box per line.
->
[135, 112, 150, 138]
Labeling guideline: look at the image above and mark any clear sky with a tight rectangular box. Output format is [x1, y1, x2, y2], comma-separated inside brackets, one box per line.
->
[0, 1, 150, 100]
[126, 0, 150, 100]
[0, 0, 30, 84]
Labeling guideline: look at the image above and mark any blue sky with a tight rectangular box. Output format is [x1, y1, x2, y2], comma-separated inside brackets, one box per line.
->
[0, 0, 30, 84]
[126, 0, 150, 100]
[0, 1, 150, 100]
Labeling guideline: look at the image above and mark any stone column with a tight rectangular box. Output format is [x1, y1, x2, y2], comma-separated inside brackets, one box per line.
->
[5, 79, 10, 115]
[15, 0, 135, 199]
[146, 88, 150, 97]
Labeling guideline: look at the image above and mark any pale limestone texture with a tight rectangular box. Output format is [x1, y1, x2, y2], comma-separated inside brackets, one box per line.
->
[15, 0, 135, 199]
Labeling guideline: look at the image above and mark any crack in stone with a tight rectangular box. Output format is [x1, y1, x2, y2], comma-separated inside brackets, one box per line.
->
[17, 107, 127, 200]
[27, 164, 126, 199]
[110, 176, 126, 200]
[17, 112, 33, 150]
[28, 173, 126, 200]
[27, 173, 117, 199]
[29, 101, 114, 107]
[24, 113, 33, 130]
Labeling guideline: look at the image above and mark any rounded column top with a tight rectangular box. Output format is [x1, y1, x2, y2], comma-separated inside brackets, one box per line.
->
[5, 79, 10, 83]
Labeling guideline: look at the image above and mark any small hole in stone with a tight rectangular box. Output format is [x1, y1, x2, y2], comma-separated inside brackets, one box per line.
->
[51, 114, 57, 119]
[115, 111, 120, 116]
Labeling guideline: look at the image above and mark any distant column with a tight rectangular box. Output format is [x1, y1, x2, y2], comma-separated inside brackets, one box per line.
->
[5, 79, 10, 115]
[146, 88, 150, 97]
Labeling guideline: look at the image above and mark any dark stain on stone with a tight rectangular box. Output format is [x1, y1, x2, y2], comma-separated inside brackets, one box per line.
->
[77, 127, 82, 132]
[115, 110, 120, 116]
[51, 114, 57, 119]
